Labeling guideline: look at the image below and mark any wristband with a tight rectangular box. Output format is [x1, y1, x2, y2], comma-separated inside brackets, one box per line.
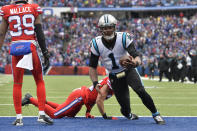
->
[102, 113, 107, 119]
[93, 81, 98, 88]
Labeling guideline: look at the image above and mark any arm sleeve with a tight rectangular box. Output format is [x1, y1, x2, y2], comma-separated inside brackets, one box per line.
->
[126, 42, 140, 58]
[89, 52, 99, 68]
[34, 24, 47, 53]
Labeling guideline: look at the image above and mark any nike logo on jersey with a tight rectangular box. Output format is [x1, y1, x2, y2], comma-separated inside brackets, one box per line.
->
[10, 7, 31, 15]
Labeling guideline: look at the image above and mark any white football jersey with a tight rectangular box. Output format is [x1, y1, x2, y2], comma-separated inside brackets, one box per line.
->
[90, 32, 134, 73]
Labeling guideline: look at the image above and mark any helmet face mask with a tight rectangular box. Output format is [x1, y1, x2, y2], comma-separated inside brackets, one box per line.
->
[98, 14, 117, 41]
[100, 26, 116, 40]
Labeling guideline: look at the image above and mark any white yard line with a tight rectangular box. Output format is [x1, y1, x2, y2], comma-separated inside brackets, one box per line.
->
[141, 77, 194, 84]
[1, 103, 197, 106]
[0, 96, 197, 99]
[104, 104, 197, 106]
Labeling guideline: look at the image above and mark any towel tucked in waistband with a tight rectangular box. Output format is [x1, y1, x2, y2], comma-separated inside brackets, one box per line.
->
[16, 53, 33, 70]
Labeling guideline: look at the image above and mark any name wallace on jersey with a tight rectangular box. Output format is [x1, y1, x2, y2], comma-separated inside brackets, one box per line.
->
[10, 7, 31, 15]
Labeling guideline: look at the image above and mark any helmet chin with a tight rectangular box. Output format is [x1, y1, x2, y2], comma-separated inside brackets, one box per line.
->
[103, 33, 115, 40]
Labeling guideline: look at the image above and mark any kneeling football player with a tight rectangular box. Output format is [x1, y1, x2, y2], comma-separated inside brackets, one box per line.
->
[22, 77, 117, 120]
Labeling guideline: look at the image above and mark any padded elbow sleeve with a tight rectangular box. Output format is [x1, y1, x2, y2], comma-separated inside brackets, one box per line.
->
[89, 53, 99, 68]
[126, 43, 139, 58]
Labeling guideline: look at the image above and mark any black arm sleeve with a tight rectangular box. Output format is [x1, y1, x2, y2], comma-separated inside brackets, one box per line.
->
[126, 42, 139, 58]
[34, 24, 47, 53]
[89, 52, 99, 68]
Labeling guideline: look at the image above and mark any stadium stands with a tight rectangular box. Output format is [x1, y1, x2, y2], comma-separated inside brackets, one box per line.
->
[1, 14, 196, 67]
[1, 0, 197, 7]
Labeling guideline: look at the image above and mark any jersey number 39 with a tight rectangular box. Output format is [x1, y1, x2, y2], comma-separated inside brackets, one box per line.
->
[8, 14, 35, 37]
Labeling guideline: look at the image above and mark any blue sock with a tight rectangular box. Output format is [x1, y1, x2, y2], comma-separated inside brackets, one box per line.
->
[152, 111, 160, 117]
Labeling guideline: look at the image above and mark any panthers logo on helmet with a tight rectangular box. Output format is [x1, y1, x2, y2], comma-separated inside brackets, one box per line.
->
[98, 14, 117, 28]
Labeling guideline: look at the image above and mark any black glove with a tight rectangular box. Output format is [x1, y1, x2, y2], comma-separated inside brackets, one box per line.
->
[43, 50, 50, 73]
[102, 113, 118, 120]
[93, 81, 98, 88]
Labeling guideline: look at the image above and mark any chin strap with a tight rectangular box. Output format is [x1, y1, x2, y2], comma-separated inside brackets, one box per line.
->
[103, 33, 115, 40]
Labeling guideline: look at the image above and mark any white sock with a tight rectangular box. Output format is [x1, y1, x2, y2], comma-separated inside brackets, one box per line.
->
[39, 111, 45, 115]
[16, 114, 22, 119]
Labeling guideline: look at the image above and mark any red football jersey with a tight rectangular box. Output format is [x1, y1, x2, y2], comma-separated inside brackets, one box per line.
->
[81, 77, 113, 108]
[0, 3, 42, 41]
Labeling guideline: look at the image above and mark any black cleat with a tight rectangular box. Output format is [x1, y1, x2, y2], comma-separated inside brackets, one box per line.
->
[37, 115, 53, 125]
[131, 114, 139, 120]
[22, 93, 32, 106]
[153, 114, 165, 125]
[127, 113, 139, 120]
[12, 118, 23, 126]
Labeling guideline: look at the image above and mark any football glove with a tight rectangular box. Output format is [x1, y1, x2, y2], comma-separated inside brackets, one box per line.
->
[43, 50, 50, 73]
[102, 113, 118, 120]
[86, 112, 94, 119]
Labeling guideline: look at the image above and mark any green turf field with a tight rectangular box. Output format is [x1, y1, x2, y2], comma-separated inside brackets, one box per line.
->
[0, 74, 196, 117]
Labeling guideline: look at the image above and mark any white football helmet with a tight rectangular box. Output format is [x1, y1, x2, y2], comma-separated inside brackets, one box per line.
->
[98, 14, 117, 40]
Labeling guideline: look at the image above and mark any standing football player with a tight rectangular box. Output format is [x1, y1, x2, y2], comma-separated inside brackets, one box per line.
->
[89, 14, 165, 124]
[22, 77, 117, 120]
[0, 0, 52, 125]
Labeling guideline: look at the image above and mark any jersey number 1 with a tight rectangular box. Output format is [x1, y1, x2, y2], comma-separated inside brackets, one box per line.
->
[108, 53, 119, 69]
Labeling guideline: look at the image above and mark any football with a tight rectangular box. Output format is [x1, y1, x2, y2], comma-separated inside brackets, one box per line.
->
[119, 55, 133, 68]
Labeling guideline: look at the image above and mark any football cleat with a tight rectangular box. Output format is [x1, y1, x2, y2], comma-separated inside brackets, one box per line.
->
[127, 113, 139, 120]
[153, 114, 165, 125]
[12, 118, 23, 126]
[22, 93, 32, 106]
[37, 115, 53, 125]
[131, 113, 139, 120]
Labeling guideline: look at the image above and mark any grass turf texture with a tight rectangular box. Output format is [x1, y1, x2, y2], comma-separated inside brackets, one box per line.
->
[0, 74, 196, 117]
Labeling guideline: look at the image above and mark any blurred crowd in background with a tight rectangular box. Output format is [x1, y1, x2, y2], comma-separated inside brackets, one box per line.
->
[1, 0, 197, 7]
[0, 14, 196, 65]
